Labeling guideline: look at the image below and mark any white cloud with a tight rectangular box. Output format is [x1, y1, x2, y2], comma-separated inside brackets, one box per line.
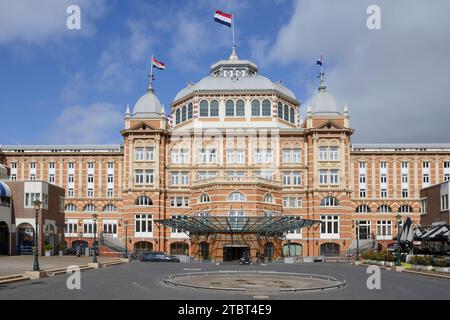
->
[45, 102, 123, 144]
[0, 0, 108, 45]
[265, 0, 450, 142]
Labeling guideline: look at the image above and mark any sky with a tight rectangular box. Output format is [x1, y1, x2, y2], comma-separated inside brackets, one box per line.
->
[0, 0, 449, 145]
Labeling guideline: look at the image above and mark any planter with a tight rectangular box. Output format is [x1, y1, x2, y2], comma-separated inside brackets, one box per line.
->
[59, 251, 63, 256]
[45, 251, 51, 257]
[284, 257, 295, 264]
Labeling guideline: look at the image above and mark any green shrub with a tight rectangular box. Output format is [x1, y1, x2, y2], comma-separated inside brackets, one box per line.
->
[432, 257, 449, 268]
[409, 255, 433, 266]
[44, 244, 53, 251]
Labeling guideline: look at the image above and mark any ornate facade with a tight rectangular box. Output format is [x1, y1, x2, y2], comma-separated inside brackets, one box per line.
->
[1, 50, 450, 260]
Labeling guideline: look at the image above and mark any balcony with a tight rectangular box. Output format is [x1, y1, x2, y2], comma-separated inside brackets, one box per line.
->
[191, 176, 281, 189]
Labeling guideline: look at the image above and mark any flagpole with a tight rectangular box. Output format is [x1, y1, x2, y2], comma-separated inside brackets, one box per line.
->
[232, 13, 235, 48]
[149, 54, 154, 91]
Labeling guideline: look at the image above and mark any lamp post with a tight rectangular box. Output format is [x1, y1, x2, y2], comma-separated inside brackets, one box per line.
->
[92, 213, 98, 263]
[33, 199, 42, 271]
[354, 220, 360, 261]
[124, 220, 128, 257]
[395, 214, 402, 266]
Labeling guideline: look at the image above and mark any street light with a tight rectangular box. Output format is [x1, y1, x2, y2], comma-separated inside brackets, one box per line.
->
[395, 214, 402, 266]
[92, 213, 98, 263]
[124, 220, 128, 257]
[354, 220, 360, 261]
[33, 199, 42, 271]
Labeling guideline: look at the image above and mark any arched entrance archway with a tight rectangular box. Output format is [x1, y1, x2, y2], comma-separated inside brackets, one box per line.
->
[170, 242, 189, 255]
[320, 243, 340, 257]
[17, 223, 34, 255]
[283, 243, 302, 257]
[199, 242, 209, 260]
[72, 240, 89, 256]
[264, 242, 274, 261]
[134, 241, 153, 254]
[0, 222, 9, 255]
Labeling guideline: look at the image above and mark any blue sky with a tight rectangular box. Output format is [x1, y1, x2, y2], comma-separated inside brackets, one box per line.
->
[1, 0, 449, 145]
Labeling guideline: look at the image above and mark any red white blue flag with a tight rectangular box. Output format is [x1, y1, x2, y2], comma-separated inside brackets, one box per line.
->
[316, 54, 323, 66]
[214, 10, 232, 27]
[152, 57, 166, 70]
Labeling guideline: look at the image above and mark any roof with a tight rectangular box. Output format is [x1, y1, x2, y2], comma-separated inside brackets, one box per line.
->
[310, 83, 340, 116]
[173, 50, 297, 104]
[0, 181, 11, 197]
[132, 89, 164, 118]
[0, 145, 122, 153]
[351, 143, 450, 151]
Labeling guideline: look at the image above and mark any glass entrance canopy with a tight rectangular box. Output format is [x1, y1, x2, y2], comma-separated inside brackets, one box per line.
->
[155, 215, 321, 238]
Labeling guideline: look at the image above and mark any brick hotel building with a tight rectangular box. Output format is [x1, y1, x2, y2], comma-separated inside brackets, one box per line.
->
[1, 49, 450, 260]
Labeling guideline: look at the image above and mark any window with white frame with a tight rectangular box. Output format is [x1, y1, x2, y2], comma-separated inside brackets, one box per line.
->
[402, 189, 409, 198]
[68, 174, 74, 183]
[420, 199, 427, 214]
[87, 188, 94, 197]
[380, 174, 387, 183]
[228, 191, 245, 201]
[103, 204, 117, 212]
[329, 147, 338, 160]
[102, 220, 118, 236]
[83, 204, 96, 212]
[65, 203, 76, 212]
[376, 221, 392, 239]
[264, 193, 274, 204]
[254, 149, 273, 164]
[171, 215, 188, 234]
[282, 196, 302, 208]
[319, 169, 339, 185]
[381, 189, 387, 198]
[48, 174, 55, 183]
[107, 162, 114, 169]
[320, 196, 338, 207]
[320, 215, 339, 238]
[135, 196, 152, 206]
[198, 149, 217, 164]
[441, 194, 449, 211]
[67, 188, 74, 197]
[83, 221, 96, 237]
[198, 171, 216, 181]
[319, 169, 328, 184]
[135, 214, 152, 236]
[107, 174, 114, 183]
[134, 147, 144, 161]
[199, 193, 210, 203]
[64, 220, 78, 237]
[359, 189, 366, 198]
[107, 188, 114, 198]
[87, 162, 94, 169]
[170, 196, 189, 207]
[24, 193, 41, 207]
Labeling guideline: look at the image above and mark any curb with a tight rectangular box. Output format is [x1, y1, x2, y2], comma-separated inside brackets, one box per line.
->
[355, 263, 450, 280]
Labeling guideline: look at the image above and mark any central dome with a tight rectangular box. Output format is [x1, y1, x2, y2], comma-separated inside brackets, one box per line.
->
[173, 49, 297, 103]
[310, 83, 340, 116]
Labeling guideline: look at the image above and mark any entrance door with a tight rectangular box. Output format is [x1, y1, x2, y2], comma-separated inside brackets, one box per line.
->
[264, 243, 274, 261]
[0, 222, 8, 255]
[17, 223, 34, 255]
[223, 246, 249, 261]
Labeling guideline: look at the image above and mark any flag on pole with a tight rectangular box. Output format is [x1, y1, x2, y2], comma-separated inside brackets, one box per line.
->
[316, 54, 323, 66]
[214, 10, 233, 27]
[152, 57, 166, 70]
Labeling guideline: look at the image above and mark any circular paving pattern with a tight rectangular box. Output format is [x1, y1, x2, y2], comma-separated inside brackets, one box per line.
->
[162, 271, 346, 294]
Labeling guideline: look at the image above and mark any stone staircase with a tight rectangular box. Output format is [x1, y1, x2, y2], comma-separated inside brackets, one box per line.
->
[99, 234, 126, 257]
[346, 239, 378, 255]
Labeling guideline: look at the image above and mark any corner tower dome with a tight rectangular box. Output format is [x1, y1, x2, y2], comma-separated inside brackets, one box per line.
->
[132, 87, 164, 119]
[310, 76, 340, 116]
[172, 48, 297, 103]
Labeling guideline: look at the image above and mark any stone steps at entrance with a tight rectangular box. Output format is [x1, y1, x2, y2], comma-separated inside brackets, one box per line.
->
[0, 274, 31, 284]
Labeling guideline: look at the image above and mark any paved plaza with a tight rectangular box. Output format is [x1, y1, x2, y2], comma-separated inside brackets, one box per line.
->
[0, 260, 449, 300]
[0, 255, 118, 277]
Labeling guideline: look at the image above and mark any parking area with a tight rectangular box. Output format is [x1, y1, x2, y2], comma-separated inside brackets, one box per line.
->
[1, 260, 449, 299]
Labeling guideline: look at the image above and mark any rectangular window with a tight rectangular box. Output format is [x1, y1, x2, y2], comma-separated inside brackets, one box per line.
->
[145, 170, 154, 184]
[319, 170, 328, 184]
[292, 172, 301, 185]
[401, 161, 408, 168]
[282, 149, 291, 163]
[380, 174, 387, 183]
[87, 189, 94, 197]
[401, 174, 408, 183]
[107, 174, 114, 183]
[319, 147, 328, 161]
[293, 149, 301, 163]
[29, 174, 36, 181]
[380, 161, 387, 169]
[423, 174, 429, 184]
[87, 174, 94, 183]
[67, 188, 74, 197]
[68, 162, 75, 169]
[402, 189, 408, 198]
[107, 162, 114, 169]
[359, 161, 366, 169]
[146, 148, 154, 161]
[441, 194, 449, 211]
[48, 174, 55, 183]
[320, 215, 339, 237]
[68, 174, 74, 183]
[359, 175, 366, 184]
[135, 147, 144, 161]
[359, 189, 366, 198]
[87, 162, 94, 169]
[226, 149, 235, 164]
[49, 162, 55, 169]
[329, 147, 338, 161]
[283, 172, 291, 185]
[181, 172, 189, 185]
[377, 221, 392, 239]
[30, 162, 36, 169]
[381, 189, 387, 198]
[135, 170, 144, 184]
[329, 170, 339, 184]
[135, 214, 153, 235]
[236, 149, 245, 164]
[107, 188, 114, 198]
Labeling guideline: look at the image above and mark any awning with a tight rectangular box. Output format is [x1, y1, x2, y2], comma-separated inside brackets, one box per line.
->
[415, 223, 450, 242]
[0, 181, 11, 197]
[155, 215, 321, 238]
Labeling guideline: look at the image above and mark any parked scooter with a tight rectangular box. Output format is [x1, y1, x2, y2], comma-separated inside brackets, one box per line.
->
[239, 252, 252, 265]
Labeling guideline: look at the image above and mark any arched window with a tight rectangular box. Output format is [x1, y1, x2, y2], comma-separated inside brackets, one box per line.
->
[210, 100, 219, 117]
[262, 99, 271, 116]
[228, 191, 245, 201]
[377, 205, 392, 213]
[320, 196, 339, 207]
[65, 203, 76, 212]
[277, 102, 283, 118]
[289, 107, 295, 124]
[236, 100, 245, 116]
[199, 193, 210, 203]
[225, 100, 235, 117]
[135, 196, 152, 206]
[398, 205, 413, 213]
[251, 100, 261, 116]
[83, 204, 96, 212]
[103, 204, 117, 212]
[199, 100, 208, 117]
[175, 108, 181, 124]
[181, 105, 187, 122]
[264, 193, 274, 203]
[355, 205, 371, 213]
[283, 105, 289, 121]
[187, 103, 193, 119]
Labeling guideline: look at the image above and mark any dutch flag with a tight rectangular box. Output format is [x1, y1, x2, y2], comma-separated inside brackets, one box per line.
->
[214, 10, 232, 27]
[152, 57, 166, 70]
[316, 54, 323, 66]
